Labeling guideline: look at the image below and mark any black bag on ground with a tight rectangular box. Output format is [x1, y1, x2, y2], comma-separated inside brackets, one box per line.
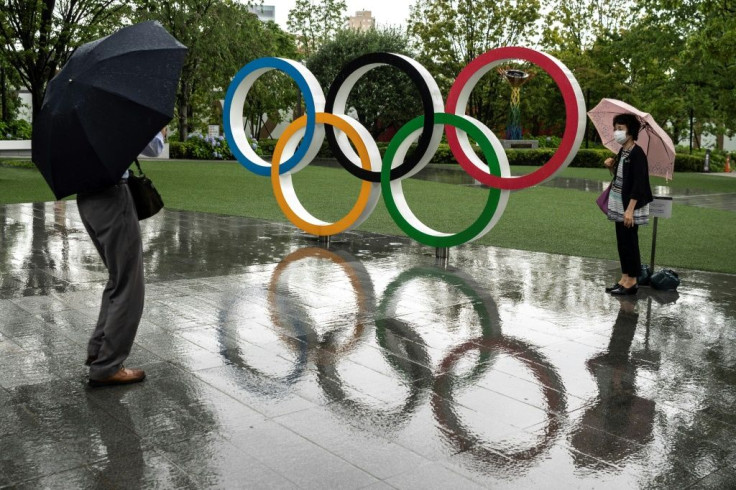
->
[650, 269, 680, 291]
[127, 159, 163, 220]
[638, 265, 652, 286]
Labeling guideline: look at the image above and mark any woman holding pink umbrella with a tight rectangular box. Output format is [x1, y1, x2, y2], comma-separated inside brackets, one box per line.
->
[603, 113, 654, 295]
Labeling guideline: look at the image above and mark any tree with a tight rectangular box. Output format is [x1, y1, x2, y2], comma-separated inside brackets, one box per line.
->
[536, 0, 641, 144]
[604, 23, 690, 144]
[287, 0, 347, 57]
[133, 0, 221, 140]
[625, 0, 736, 148]
[306, 27, 422, 140]
[673, 0, 736, 146]
[0, 0, 127, 119]
[236, 21, 300, 141]
[192, 2, 299, 139]
[0, 57, 22, 122]
[134, 0, 298, 140]
[407, 0, 541, 133]
[542, 0, 634, 55]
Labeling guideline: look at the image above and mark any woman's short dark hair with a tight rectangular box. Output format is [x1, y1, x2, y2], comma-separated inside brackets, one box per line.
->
[613, 113, 641, 141]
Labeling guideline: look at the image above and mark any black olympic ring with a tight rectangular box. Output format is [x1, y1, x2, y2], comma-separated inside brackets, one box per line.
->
[324, 52, 444, 182]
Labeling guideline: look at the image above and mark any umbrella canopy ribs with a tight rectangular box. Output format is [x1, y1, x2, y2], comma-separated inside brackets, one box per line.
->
[32, 21, 188, 199]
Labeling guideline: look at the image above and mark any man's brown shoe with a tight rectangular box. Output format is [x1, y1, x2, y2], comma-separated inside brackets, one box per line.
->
[88, 367, 146, 387]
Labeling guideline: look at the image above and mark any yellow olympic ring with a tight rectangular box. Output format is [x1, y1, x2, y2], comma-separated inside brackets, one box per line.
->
[271, 113, 382, 236]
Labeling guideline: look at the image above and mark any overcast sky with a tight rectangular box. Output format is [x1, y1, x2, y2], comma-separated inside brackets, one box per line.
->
[269, 0, 412, 30]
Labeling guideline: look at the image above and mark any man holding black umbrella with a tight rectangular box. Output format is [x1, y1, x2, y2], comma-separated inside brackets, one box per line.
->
[30, 21, 187, 386]
[80, 129, 166, 387]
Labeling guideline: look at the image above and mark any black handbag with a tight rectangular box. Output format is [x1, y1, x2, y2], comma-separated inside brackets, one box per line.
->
[650, 269, 680, 291]
[127, 159, 163, 220]
[638, 265, 652, 286]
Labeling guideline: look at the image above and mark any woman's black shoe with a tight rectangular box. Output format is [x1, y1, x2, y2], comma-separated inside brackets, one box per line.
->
[610, 284, 638, 295]
[605, 283, 622, 292]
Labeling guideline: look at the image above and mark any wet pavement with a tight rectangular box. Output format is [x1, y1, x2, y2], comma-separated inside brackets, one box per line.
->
[2, 201, 736, 489]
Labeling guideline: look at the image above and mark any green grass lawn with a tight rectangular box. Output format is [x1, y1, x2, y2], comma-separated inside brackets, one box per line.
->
[2, 159, 735, 274]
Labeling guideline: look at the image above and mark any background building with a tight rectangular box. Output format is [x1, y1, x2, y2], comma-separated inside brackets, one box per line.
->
[17, 88, 32, 123]
[248, 4, 275, 23]
[348, 10, 375, 31]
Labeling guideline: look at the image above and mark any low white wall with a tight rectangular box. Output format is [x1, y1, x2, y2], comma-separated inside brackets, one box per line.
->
[0, 140, 32, 158]
[0, 140, 170, 160]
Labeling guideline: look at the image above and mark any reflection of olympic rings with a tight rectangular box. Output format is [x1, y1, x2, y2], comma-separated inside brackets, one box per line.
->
[376, 266, 503, 386]
[315, 328, 429, 430]
[432, 336, 567, 469]
[229, 245, 569, 471]
[216, 287, 309, 396]
[217, 326, 308, 393]
[318, 264, 505, 431]
[224, 48, 585, 246]
[267, 247, 375, 358]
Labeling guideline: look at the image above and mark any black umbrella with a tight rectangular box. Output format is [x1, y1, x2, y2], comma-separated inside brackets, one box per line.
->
[32, 21, 187, 199]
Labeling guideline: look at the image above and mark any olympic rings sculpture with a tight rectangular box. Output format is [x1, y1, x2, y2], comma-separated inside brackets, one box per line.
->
[224, 47, 586, 248]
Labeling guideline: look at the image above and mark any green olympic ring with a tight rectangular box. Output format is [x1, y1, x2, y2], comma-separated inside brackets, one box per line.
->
[381, 113, 510, 248]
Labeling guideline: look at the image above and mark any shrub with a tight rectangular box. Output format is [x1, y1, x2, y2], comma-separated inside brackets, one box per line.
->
[424, 146, 613, 167]
[169, 134, 264, 160]
[674, 153, 725, 172]
[169, 141, 187, 159]
[429, 146, 714, 173]
[185, 134, 232, 160]
[506, 148, 555, 166]
[674, 154, 703, 172]
[531, 135, 562, 148]
[258, 139, 277, 156]
[203, 133, 722, 173]
[0, 119, 32, 140]
[569, 149, 614, 167]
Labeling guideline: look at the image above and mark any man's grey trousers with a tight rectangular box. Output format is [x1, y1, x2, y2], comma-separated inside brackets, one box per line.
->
[77, 182, 144, 380]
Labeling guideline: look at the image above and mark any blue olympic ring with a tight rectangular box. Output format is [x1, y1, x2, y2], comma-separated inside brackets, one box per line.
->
[223, 57, 324, 175]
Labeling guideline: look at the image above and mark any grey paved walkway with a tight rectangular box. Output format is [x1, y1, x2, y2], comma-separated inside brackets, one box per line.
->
[1, 202, 736, 489]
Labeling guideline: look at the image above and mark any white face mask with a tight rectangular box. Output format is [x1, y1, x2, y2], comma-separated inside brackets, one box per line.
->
[613, 130, 628, 145]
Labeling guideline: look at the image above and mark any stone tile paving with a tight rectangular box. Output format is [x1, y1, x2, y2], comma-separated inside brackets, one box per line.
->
[1, 201, 735, 488]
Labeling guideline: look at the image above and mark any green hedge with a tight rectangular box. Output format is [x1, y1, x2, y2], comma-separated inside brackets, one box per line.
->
[0, 119, 32, 140]
[169, 141, 186, 159]
[186, 137, 722, 173]
[673, 152, 726, 172]
[673, 154, 705, 172]
[257, 138, 342, 158]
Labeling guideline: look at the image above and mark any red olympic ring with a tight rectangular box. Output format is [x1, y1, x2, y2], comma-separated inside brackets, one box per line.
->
[432, 336, 567, 468]
[446, 46, 586, 190]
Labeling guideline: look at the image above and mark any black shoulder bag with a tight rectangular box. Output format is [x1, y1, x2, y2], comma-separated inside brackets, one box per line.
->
[127, 159, 163, 220]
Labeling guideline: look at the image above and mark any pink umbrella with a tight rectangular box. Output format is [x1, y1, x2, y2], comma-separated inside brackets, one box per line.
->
[588, 98, 676, 180]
